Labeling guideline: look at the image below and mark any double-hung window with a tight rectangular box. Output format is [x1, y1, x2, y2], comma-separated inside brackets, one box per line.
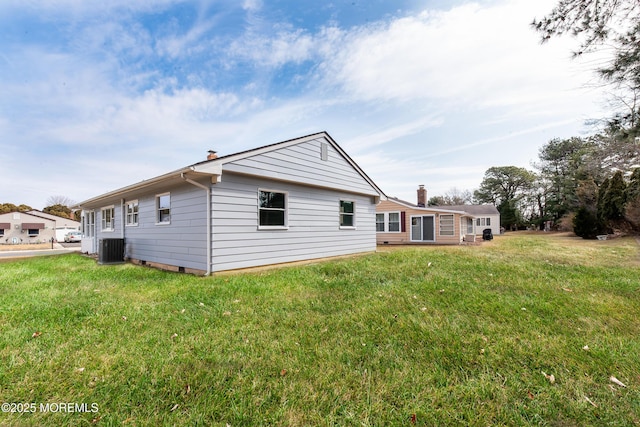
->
[388, 212, 400, 232]
[101, 206, 114, 231]
[376, 213, 385, 232]
[375, 211, 401, 232]
[126, 200, 139, 226]
[258, 190, 287, 228]
[156, 193, 171, 224]
[340, 200, 355, 228]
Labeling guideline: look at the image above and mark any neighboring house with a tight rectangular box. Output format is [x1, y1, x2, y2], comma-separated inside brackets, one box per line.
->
[27, 210, 81, 242]
[445, 205, 501, 237]
[0, 211, 56, 244]
[376, 186, 500, 245]
[74, 132, 385, 274]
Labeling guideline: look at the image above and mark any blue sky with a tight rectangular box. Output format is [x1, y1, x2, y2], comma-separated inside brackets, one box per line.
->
[1, 0, 608, 209]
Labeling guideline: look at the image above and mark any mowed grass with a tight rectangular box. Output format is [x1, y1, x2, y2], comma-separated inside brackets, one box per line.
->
[0, 232, 639, 426]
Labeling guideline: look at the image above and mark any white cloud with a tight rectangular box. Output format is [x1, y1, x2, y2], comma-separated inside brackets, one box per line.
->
[0, 0, 614, 209]
[320, 0, 593, 110]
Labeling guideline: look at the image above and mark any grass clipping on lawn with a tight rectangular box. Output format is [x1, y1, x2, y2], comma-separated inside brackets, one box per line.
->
[0, 233, 639, 426]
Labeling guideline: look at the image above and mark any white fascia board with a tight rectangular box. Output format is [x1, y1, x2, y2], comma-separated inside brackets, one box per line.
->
[74, 165, 221, 209]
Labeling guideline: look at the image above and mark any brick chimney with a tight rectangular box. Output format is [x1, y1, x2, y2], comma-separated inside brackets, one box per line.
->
[417, 185, 427, 207]
[207, 150, 218, 160]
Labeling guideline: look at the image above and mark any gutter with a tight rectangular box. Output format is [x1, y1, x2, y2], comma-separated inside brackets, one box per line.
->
[181, 173, 212, 276]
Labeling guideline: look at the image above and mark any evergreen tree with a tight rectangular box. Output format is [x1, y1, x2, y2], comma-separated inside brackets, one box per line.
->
[624, 168, 640, 228]
[601, 171, 627, 220]
[573, 206, 601, 239]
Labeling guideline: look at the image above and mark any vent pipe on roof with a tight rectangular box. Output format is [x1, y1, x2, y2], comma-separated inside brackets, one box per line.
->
[207, 150, 218, 160]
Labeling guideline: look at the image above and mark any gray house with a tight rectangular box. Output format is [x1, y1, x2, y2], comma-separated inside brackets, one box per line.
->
[75, 132, 384, 274]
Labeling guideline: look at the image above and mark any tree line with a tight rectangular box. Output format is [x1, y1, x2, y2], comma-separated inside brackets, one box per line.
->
[430, 0, 640, 238]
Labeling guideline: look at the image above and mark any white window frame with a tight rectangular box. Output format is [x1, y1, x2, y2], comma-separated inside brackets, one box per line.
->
[126, 200, 139, 226]
[376, 213, 385, 232]
[410, 215, 435, 242]
[439, 214, 455, 236]
[376, 211, 402, 233]
[339, 200, 356, 229]
[86, 211, 95, 237]
[387, 211, 401, 232]
[156, 193, 171, 225]
[258, 189, 288, 230]
[101, 206, 115, 232]
[466, 218, 474, 234]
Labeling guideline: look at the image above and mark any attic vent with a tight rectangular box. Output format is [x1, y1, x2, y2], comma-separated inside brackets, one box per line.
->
[320, 142, 328, 161]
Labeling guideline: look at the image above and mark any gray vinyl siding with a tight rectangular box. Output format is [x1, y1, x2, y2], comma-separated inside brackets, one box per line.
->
[222, 137, 378, 196]
[211, 173, 376, 272]
[122, 182, 208, 271]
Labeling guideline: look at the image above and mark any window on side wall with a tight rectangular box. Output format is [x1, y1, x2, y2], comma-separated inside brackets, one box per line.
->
[388, 212, 400, 232]
[376, 213, 385, 232]
[258, 190, 287, 228]
[340, 200, 355, 228]
[126, 200, 139, 226]
[156, 193, 171, 224]
[101, 206, 114, 231]
[439, 214, 454, 236]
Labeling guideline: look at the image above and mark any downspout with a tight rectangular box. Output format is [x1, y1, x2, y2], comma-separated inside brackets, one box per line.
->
[120, 199, 125, 237]
[121, 198, 126, 258]
[181, 173, 212, 276]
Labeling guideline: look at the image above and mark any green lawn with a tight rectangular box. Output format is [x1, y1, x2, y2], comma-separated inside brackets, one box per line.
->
[0, 232, 639, 426]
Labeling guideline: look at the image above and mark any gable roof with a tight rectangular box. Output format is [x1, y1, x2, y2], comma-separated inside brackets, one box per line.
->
[0, 211, 56, 224]
[383, 198, 499, 217]
[75, 132, 385, 208]
[445, 205, 500, 216]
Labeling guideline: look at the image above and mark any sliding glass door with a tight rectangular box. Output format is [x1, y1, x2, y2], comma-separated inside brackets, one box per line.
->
[410, 215, 435, 242]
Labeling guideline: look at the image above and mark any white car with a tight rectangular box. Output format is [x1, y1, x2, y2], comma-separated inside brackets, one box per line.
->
[64, 231, 82, 243]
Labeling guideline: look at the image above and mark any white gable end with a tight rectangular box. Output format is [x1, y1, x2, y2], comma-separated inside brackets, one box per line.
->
[221, 136, 379, 196]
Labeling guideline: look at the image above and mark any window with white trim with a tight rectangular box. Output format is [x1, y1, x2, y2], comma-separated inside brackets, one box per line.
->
[156, 193, 171, 224]
[466, 218, 474, 234]
[339, 200, 355, 228]
[126, 200, 139, 226]
[439, 214, 454, 236]
[376, 213, 385, 232]
[28, 229, 40, 237]
[258, 190, 287, 228]
[101, 206, 114, 231]
[388, 212, 400, 232]
[86, 211, 95, 237]
[376, 212, 401, 233]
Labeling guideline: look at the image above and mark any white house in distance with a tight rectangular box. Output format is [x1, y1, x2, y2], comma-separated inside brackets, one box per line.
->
[0, 211, 56, 244]
[74, 132, 385, 275]
[26, 210, 81, 242]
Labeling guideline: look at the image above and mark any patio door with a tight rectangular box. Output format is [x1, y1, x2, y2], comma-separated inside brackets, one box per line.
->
[411, 215, 435, 242]
[81, 211, 96, 253]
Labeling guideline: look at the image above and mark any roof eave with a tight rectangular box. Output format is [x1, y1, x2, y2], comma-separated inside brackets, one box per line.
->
[73, 164, 222, 209]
